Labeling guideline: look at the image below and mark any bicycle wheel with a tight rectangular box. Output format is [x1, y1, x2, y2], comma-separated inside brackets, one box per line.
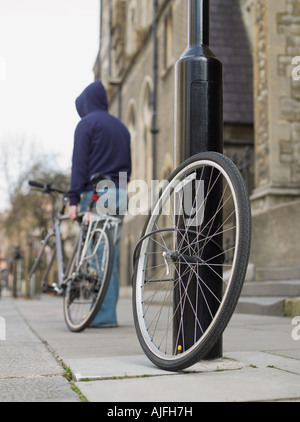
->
[63, 223, 114, 332]
[132, 152, 251, 371]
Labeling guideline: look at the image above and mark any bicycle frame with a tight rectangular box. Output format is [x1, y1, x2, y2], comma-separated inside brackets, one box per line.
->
[74, 213, 120, 271]
[28, 214, 69, 291]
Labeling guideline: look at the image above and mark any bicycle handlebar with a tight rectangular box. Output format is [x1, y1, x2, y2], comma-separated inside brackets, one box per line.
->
[28, 180, 65, 195]
[28, 180, 44, 189]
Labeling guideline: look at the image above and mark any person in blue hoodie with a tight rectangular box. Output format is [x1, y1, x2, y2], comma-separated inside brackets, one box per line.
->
[68, 80, 131, 327]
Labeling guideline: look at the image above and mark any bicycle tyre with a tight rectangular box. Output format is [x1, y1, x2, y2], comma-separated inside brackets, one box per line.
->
[132, 152, 251, 371]
[63, 224, 114, 332]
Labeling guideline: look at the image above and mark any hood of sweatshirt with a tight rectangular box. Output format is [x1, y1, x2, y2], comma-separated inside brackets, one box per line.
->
[75, 80, 108, 118]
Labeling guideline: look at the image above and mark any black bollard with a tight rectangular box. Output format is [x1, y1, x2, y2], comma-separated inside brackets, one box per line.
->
[174, 0, 223, 360]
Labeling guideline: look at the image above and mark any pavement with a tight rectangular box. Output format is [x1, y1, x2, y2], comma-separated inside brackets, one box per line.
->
[0, 288, 300, 403]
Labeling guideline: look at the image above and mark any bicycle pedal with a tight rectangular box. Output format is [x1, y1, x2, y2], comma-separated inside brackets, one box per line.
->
[42, 284, 57, 296]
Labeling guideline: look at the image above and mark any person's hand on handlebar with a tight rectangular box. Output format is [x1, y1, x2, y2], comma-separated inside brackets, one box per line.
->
[68, 205, 78, 222]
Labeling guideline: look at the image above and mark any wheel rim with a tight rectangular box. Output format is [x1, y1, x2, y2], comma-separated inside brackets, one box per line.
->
[134, 158, 244, 363]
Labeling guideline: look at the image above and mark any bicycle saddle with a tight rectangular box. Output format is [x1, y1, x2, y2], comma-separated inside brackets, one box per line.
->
[90, 173, 112, 186]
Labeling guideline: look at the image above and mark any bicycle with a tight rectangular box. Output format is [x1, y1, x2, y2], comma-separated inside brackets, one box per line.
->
[132, 151, 251, 371]
[28, 174, 120, 332]
[0, 269, 9, 299]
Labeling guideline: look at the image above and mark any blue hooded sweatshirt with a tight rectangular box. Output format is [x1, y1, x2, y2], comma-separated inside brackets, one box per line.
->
[68, 81, 131, 206]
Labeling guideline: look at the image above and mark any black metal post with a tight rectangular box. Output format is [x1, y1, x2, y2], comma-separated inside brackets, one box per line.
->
[174, 0, 223, 360]
[175, 0, 223, 161]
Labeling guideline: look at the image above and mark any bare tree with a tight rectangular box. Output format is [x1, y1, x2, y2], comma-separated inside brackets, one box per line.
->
[0, 136, 39, 205]
[0, 135, 70, 266]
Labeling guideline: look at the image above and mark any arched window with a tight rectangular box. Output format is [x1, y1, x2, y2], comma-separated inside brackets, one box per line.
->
[163, 9, 174, 72]
[126, 0, 137, 56]
[139, 77, 154, 184]
[140, 0, 153, 29]
[126, 100, 138, 181]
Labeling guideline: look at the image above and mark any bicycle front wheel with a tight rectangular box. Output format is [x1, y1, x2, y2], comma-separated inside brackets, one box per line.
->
[132, 152, 251, 371]
[63, 224, 114, 332]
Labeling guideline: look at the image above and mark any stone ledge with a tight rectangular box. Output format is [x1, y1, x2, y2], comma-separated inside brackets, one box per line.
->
[255, 266, 300, 281]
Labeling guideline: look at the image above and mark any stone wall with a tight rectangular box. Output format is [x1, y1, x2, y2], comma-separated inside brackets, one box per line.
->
[250, 0, 300, 278]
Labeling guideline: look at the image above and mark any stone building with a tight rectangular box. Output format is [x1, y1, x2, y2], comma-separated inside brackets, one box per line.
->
[94, 0, 300, 289]
[250, 0, 300, 282]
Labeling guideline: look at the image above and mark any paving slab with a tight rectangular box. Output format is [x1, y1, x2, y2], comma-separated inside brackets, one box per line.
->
[0, 377, 79, 402]
[226, 351, 300, 374]
[0, 296, 80, 402]
[75, 366, 300, 403]
[66, 354, 247, 381]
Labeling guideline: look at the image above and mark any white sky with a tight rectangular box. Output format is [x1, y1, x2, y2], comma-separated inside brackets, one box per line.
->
[0, 0, 100, 209]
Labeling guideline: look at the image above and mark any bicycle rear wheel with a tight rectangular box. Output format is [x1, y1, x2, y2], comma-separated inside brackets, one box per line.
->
[132, 152, 251, 371]
[63, 223, 114, 332]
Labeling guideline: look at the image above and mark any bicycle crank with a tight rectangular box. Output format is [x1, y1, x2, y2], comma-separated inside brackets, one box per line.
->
[42, 283, 65, 296]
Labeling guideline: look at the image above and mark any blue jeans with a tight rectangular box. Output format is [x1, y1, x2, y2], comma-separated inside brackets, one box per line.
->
[79, 188, 127, 327]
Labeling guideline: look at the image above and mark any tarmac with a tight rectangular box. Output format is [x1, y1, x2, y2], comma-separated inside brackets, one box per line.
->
[0, 287, 300, 404]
